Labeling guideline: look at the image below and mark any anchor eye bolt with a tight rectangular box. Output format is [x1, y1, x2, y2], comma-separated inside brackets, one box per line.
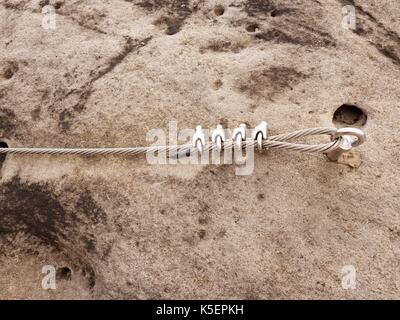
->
[326, 128, 366, 161]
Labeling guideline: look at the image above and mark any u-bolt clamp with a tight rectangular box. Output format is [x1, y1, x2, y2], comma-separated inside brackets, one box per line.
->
[326, 128, 366, 161]
[232, 124, 247, 149]
[211, 125, 226, 152]
[252, 121, 268, 151]
[192, 126, 205, 153]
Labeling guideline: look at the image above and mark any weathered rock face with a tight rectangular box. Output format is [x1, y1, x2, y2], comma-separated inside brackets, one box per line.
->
[0, 0, 399, 299]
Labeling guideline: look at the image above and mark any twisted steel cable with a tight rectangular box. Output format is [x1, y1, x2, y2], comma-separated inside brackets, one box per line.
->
[0, 127, 342, 156]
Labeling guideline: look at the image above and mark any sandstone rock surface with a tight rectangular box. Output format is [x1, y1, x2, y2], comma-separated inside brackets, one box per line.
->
[0, 0, 399, 299]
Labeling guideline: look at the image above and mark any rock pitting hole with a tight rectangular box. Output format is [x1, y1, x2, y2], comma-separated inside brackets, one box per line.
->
[57, 266, 72, 281]
[166, 24, 180, 35]
[246, 23, 259, 32]
[1, 62, 18, 80]
[333, 104, 367, 127]
[213, 5, 225, 16]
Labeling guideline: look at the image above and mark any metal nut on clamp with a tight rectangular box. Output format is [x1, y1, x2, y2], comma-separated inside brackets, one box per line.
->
[211, 125, 226, 152]
[252, 121, 268, 151]
[192, 126, 205, 154]
[326, 127, 366, 161]
[232, 124, 246, 149]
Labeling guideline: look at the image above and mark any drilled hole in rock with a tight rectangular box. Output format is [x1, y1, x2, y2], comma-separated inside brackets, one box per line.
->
[38, 0, 49, 8]
[246, 23, 259, 32]
[1, 61, 18, 80]
[0, 141, 8, 172]
[333, 104, 367, 127]
[166, 24, 180, 35]
[57, 266, 72, 281]
[54, 1, 63, 9]
[213, 5, 225, 16]
[3, 67, 15, 80]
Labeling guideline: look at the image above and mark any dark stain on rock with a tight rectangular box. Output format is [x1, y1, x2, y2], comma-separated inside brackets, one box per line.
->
[198, 229, 206, 239]
[0, 61, 18, 80]
[0, 176, 106, 250]
[269, 8, 294, 17]
[255, 29, 302, 45]
[218, 118, 229, 128]
[0, 108, 18, 138]
[75, 189, 106, 225]
[153, 16, 183, 35]
[136, 0, 191, 15]
[0, 176, 69, 245]
[199, 40, 247, 54]
[257, 193, 265, 200]
[216, 229, 226, 238]
[243, 0, 276, 17]
[0, 176, 105, 289]
[375, 45, 400, 66]
[213, 79, 223, 89]
[58, 109, 72, 131]
[136, 0, 192, 35]
[4, 1, 26, 10]
[81, 264, 97, 288]
[337, 0, 400, 66]
[82, 236, 97, 252]
[255, 26, 335, 47]
[30, 106, 41, 121]
[53, 36, 152, 132]
[243, 0, 336, 48]
[238, 66, 308, 100]
[198, 216, 210, 225]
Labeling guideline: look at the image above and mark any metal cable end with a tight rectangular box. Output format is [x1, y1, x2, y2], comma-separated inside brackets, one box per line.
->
[192, 126, 205, 154]
[211, 125, 226, 152]
[252, 121, 268, 151]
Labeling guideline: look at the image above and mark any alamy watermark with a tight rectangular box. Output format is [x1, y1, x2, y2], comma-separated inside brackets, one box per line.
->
[145, 121, 255, 176]
[41, 265, 56, 290]
[342, 5, 356, 30]
[41, 5, 57, 31]
[341, 265, 356, 290]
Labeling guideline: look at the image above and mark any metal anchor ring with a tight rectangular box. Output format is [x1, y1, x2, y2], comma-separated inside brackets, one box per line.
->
[330, 127, 366, 147]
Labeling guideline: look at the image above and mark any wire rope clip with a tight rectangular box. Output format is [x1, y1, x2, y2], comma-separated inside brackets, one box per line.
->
[232, 124, 246, 150]
[211, 125, 226, 152]
[326, 127, 366, 161]
[252, 121, 268, 151]
[192, 126, 205, 154]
